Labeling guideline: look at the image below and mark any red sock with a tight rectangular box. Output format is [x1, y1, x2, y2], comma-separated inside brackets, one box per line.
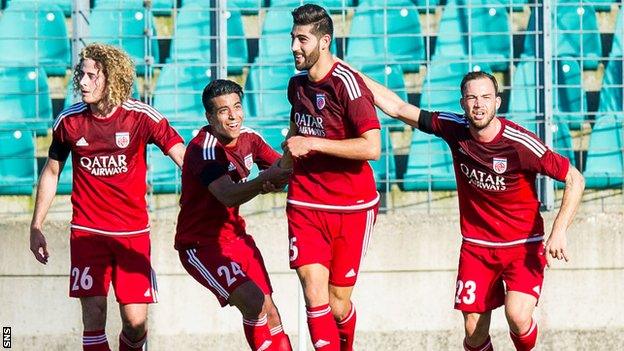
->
[510, 319, 538, 351]
[336, 303, 356, 351]
[243, 314, 273, 351]
[269, 324, 292, 351]
[307, 304, 340, 350]
[463, 335, 493, 351]
[119, 331, 146, 351]
[82, 330, 110, 351]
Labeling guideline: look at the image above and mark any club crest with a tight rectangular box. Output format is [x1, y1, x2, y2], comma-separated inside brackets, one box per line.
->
[493, 157, 507, 174]
[115, 132, 130, 148]
[244, 154, 253, 170]
[316, 93, 326, 110]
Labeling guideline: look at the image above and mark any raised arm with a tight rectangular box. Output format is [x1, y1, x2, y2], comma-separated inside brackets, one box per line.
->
[30, 158, 63, 264]
[544, 165, 585, 266]
[358, 71, 423, 129]
[284, 128, 380, 161]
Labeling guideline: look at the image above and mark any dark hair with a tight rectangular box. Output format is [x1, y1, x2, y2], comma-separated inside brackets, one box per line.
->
[201, 79, 244, 114]
[292, 4, 333, 40]
[460, 71, 499, 97]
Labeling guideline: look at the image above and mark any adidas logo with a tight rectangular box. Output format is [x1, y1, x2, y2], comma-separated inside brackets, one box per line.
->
[144, 289, 151, 297]
[76, 137, 89, 146]
[533, 285, 540, 295]
[313, 339, 330, 349]
[228, 162, 236, 171]
[257, 340, 272, 351]
[345, 268, 356, 278]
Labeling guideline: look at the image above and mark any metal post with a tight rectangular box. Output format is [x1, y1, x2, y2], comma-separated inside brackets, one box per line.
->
[71, 0, 90, 105]
[298, 284, 308, 351]
[217, 0, 228, 79]
[541, 0, 555, 210]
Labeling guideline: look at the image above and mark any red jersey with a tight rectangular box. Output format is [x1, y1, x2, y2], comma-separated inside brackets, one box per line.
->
[420, 111, 570, 246]
[49, 100, 183, 235]
[287, 62, 380, 212]
[175, 126, 280, 250]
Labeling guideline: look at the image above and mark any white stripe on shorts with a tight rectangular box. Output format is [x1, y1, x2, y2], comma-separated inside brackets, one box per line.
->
[186, 249, 230, 300]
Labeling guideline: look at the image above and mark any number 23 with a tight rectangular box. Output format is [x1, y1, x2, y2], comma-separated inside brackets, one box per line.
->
[455, 280, 477, 305]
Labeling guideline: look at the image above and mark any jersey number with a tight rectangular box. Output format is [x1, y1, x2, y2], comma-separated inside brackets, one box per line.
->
[71, 267, 94, 291]
[455, 280, 477, 305]
[289, 237, 298, 262]
[217, 262, 245, 287]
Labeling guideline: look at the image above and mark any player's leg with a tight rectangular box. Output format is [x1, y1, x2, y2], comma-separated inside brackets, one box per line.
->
[263, 294, 292, 351]
[505, 292, 538, 351]
[81, 296, 110, 351]
[229, 281, 274, 351]
[328, 207, 376, 351]
[111, 233, 155, 351]
[462, 311, 493, 351]
[287, 206, 338, 350]
[71, 230, 114, 351]
[118, 304, 148, 351]
[297, 263, 340, 351]
[502, 243, 546, 351]
[455, 243, 505, 351]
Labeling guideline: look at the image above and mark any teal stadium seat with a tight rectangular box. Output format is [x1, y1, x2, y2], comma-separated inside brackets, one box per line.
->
[524, 3, 602, 70]
[598, 58, 623, 114]
[559, 0, 617, 12]
[270, 0, 355, 11]
[490, 0, 527, 12]
[168, 3, 248, 75]
[0, 128, 36, 195]
[153, 64, 212, 122]
[583, 114, 623, 188]
[346, 0, 425, 73]
[410, 0, 441, 13]
[57, 152, 73, 195]
[508, 59, 576, 163]
[96, 0, 175, 15]
[244, 125, 289, 151]
[257, 8, 336, 63]
[89, 5, 160, 75]
[0, 2, 70, 76]
[420, 60, 489, 112]
[358, 64, 407, 129]
[434, 0, 511, 71]
[554, 58, 587, 129]
[610, 7, 623, 57]
[8, 0, 72, 16]
[243, 64, 295, 124]
[370, 127, 397, 191]
[0, 67, 52, 135]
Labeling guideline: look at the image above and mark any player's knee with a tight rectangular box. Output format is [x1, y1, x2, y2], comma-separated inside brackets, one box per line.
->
[328, 296, 350, 320]
[121, 314, 147, 336]
[463, 315, 488, 341]
[232, 283, 266, 318]
[505, 309, 532, 334]
[265, 304, 282, 326]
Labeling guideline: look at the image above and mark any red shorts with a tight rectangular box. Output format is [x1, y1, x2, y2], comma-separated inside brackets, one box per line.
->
[454, 242, 547, 313]
[178, 235, 273, 307]
[69, 229, 157, 304]
[286, 205, 378, 287]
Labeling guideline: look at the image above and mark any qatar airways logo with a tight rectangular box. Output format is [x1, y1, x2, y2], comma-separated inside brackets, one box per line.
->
[80, 155, 128, 176]
[294, 112, 326, 137]
[460, 163, 507, 191]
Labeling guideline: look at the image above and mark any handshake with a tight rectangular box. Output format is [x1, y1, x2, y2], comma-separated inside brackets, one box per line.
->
[257, 158, 292, 194]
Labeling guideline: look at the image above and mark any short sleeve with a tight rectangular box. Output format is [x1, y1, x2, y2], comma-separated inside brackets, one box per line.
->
[48, 120, 71, 162]
[253, 134, 281, 170]
[521, 147, 570, 182]
[147, 117, 184, 154]
[344, 76, 380, 135]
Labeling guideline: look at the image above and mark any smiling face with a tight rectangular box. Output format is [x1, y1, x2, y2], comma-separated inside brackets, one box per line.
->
[206, 92, 244, 146]
[460, 77, 502, 130]
[78, 58, 106, 105]
[291, 23, 324, 71]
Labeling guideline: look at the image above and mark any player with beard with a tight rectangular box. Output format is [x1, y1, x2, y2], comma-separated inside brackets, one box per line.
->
[281, 4, 381, 351]
[355, 70, 585, 351]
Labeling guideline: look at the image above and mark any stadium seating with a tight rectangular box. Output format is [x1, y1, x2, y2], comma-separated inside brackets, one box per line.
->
[610, 7, 623, 58]
[598, 58, 623, 114]
[256, 8, 337, 63]
[8, 0, 72, 15]
[0, 67, 52, 136]
[57, 153, 73, 195]
[358, 64, 407, 129]
[0, 128, 36, 195]
[89, 5, 160, 75]
[583, 114, 623, 188]
[246, 125, 290, 151]
[95, 0, 175, 15]
[523, 3, 602, 70]
[559, 0, 618, 12]
[0, 2, 70, 76]
[402, 129, 456, 191]
[434, 0, 511, 71]
[508, 59, 577, 162]
[270, 0, 355, 11]
[168, 3, 248, 75]
[243, 64, 295, 124]
[346, 0, 425, 73]
[147, 127, 198, 194]
[370, 127, 397, 191]
[153, 64, 211, 121]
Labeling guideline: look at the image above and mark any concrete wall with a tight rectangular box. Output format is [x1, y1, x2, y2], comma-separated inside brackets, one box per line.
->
[1, 192, 623, 350]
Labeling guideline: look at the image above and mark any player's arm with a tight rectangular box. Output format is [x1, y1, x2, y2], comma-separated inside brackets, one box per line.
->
[544, 165, 585, 265]
[207, 161, 291, 207]
[279, 121, 297, 169]
[284, 128, 380, 161]
[30, 158, 64, 264]
[167, 142, 186, 168]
